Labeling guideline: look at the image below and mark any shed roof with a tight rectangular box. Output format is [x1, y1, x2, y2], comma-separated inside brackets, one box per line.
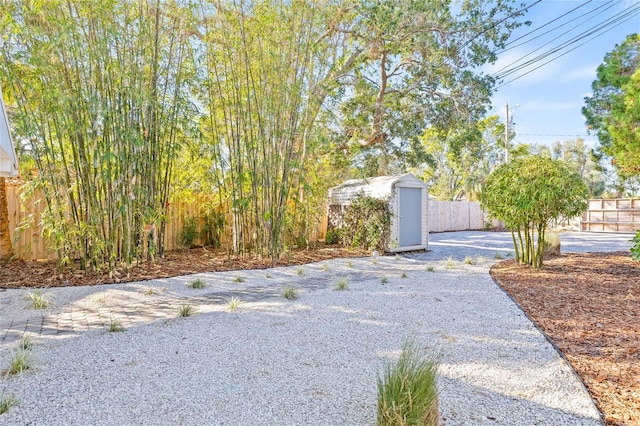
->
[328, 173, 426, 204]
[0, 85, 18, 178]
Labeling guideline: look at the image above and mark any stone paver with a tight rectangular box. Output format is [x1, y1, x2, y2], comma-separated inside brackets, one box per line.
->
[1, 231, 632, 345]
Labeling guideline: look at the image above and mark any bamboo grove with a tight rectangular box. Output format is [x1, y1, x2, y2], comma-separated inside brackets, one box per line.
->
[0, 0, 525, 269]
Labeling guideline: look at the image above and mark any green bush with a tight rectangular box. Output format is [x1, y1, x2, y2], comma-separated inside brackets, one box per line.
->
[339, 193, 391, 252]
[377, 342, 439, 426]
[180, 217, 199, 248]
[631, 230, 640, 262]
[481, 155, 588, 268]
[325, 228, 339, 245]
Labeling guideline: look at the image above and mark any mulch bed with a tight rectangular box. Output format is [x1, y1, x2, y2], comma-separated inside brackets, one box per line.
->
[491, 252, 640, 426]
[0, 244, 368, 289]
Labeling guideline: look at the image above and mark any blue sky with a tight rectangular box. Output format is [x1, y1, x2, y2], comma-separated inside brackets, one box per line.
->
[485, 0, 640, 149]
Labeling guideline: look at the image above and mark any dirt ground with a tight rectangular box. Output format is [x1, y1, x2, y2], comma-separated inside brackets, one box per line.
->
[0, 245, 368, 289]
[1, 246, 638, 425]
[491, 252, 640, 426]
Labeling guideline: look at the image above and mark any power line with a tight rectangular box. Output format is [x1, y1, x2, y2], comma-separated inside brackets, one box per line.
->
[493, 2, 640, 87]
[497, 0, 615, 54]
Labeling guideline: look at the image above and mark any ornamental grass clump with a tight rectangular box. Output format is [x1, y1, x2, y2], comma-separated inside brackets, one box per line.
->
[377, 342, 439, 426]
[24, 289, 50, 309]
[0, 392, 17, 414]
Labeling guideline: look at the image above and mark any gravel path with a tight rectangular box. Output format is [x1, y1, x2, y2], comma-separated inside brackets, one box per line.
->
[1, 231, 627, 425]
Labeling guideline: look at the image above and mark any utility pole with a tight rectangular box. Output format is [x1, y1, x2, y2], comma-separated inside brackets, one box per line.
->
[505, 102, 510, 164]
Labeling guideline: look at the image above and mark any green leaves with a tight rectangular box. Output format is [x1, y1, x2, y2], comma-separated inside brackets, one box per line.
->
[481, 155, 589, 268]
[583, 34, 640, 178]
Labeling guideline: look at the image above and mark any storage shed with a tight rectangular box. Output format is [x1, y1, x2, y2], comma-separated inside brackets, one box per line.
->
[327, 174, 428, 252]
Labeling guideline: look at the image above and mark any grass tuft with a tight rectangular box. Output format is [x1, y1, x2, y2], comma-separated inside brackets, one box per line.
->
[228, 296, 241, 311]
[377, 342, 439, 426]
[233, 276, 245, 283]
[426, 266, 435, 272]
[282, 286, 298, 300]
[189, 278, 206, 289]
[464, 256, 475, 265]
[146, 288, 156, 296]
[5, 348, 33, 376]
[334, 277, 350, 291]
[18, 335, 33, 351]
[476, 255, 487, 263]
[381, 277, 389, 284]
[24, 289, 49, 309]
[494, 253, 504, 260]
[265, 273, 272, 279]
[442, 256, 456, 270]
[347, 261, 353, 268]
[0, 393, 17, 414]
[371, 259, 378, 265]
[178, 304, 194, 317]
[108, 319, 126, 333]
[401, 271, 408, 278]
[322, 264, 330, 272]
[296, 268, 304, 276]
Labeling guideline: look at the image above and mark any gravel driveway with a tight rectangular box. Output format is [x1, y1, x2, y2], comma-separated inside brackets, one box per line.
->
[1, 231, 630, 425]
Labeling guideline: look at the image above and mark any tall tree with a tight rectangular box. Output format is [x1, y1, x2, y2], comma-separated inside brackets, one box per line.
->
[418, 115, 505, 200]
[337, 0, 525, 174]
[583, 33, 640, 177]
[1, 0, 196, 270]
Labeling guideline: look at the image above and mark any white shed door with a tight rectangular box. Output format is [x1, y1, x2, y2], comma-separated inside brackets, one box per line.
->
[399, 187, 422, 247]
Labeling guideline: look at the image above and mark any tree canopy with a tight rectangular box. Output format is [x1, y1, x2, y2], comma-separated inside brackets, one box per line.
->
[0, 0, 528, 268]
[481, 155, 588, 268]
[583, 33, 640, 178]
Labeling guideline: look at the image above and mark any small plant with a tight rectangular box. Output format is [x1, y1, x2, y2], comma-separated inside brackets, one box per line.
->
[442, 256, 456, 270]
[180, 217, 199, 248]
[476, 255, 487, 263]
[377, 342, 439, 426]
[189, 278, 206, 289]
[325, 228, 339, 245]
[347, 261, 353, 268]
[178, 304, 194, 317]
[296, 268, 304, 276]
[0, 393, 17, 414]
[335, 277, 350, 291]
[464, 256, 475, 265]
[5, 349, 33, 376]
[426, 266, 435, 272]
[228, 297, 241, 311]
[632, 230, 640, 262]
[401, 272, 408, 278]
[108, 319, 125, 333]
[24, 289, 49, 309]
[146, 288, 157, 295]
[322, 264, 330, 272]
[494, 253, 504, 260]
[265, 273, 272, 279]
[371, 259, 378, 265]
[18, 335, 33, 351]
[544, 231, 561, 256]
[394, 254, 400, 260]
[233, 276, 245, 283]
[282, 286, 298, 300]
[381, 277, 388, 284]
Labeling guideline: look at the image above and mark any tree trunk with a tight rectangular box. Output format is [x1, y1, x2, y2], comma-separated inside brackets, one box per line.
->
[0, 177, 13, 260]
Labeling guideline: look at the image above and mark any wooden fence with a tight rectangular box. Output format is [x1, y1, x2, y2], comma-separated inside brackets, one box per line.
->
[581, 198, 640, 233]
[428, 200, 495, 233]
[5, 182, 207, 261]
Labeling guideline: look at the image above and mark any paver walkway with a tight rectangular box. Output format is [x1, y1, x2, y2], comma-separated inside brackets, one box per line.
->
[1, 231, 632, 345]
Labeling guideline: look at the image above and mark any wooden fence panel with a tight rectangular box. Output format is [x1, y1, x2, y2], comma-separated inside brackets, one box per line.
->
[581, 198, 640, 233]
